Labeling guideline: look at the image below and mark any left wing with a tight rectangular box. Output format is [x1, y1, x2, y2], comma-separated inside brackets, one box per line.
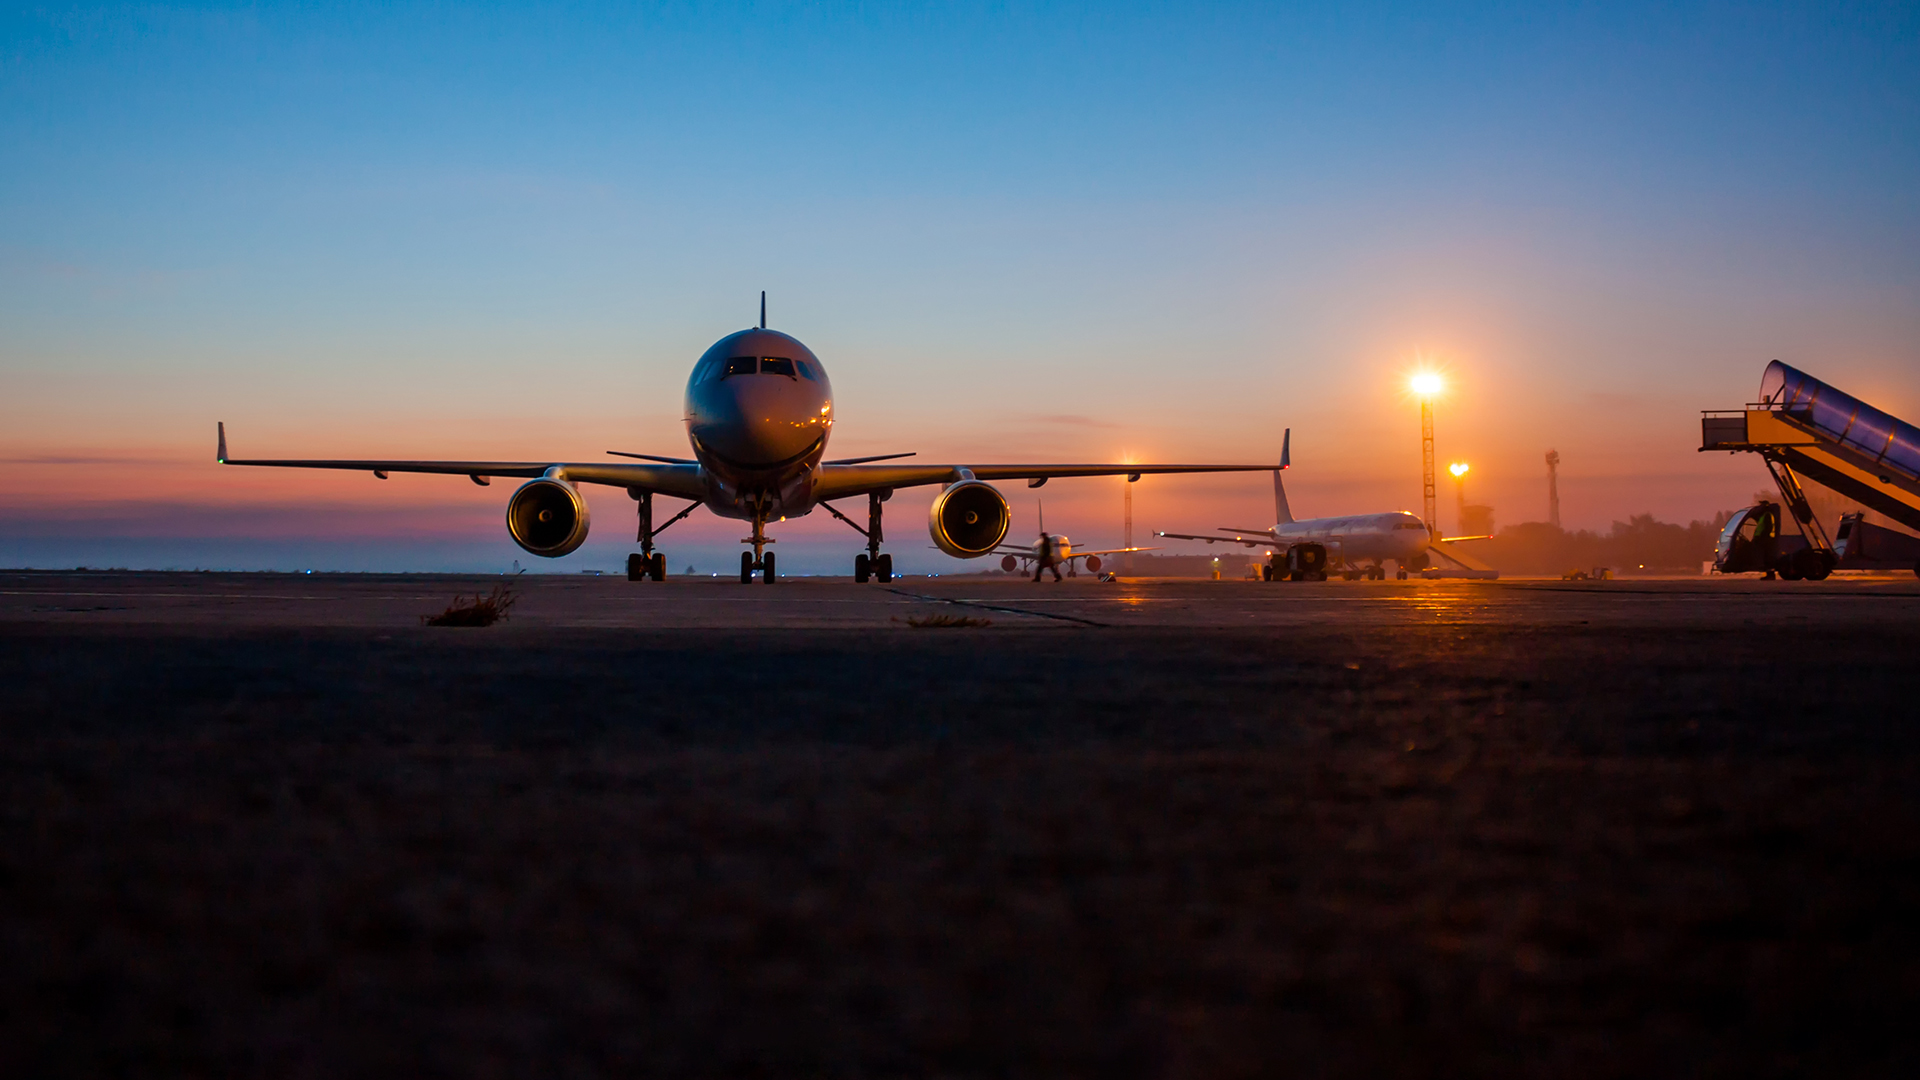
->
[216, 424, 708, 499]
[813, 461, 1272, 502]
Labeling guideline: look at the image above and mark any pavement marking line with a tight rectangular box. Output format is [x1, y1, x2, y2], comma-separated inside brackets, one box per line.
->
[881, 588, 1107, 627]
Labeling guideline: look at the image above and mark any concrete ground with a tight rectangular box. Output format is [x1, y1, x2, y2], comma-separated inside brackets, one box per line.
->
[3, 571, 1918, 1077]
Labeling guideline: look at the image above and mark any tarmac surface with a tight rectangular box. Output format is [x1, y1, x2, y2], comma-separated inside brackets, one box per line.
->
[4, 570, 1919, 1077]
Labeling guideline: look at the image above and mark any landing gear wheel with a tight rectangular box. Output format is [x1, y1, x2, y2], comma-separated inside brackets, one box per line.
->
[855, 553, 871, 583]
[1396, 569, 1409, 580]
[650, 553, 666, 581]
[762, 552, 776, 583]
[876, 553, 893, 584]
[740, 551, 754, 584]
[628, 553, 646, 581]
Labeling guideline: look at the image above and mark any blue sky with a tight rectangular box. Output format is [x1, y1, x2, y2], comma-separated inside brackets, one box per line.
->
[3, 2, 1916, 572]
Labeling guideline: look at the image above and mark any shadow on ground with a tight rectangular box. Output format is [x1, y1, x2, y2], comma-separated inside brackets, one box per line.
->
[3, 618, 1917, 1077]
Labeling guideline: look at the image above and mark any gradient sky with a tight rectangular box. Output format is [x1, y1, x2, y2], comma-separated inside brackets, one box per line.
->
[3, 1, 1917, 573]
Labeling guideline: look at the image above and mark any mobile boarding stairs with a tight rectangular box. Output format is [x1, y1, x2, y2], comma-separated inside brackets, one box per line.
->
[1702, 360, 1920, 579]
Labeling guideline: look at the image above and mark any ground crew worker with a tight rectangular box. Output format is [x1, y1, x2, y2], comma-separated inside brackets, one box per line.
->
[1034, 533, 1063, 582]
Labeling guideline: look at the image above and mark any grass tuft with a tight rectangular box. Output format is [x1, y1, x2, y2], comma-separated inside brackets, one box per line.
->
[423, 584, 517, 627]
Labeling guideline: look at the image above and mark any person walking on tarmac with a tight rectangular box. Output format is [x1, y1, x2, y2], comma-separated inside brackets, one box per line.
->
[1033, 532, 1064, 582]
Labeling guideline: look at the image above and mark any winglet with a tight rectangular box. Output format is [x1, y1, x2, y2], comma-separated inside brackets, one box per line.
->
[217, 422, 227, 464]
[1280, 427, 1290, 470]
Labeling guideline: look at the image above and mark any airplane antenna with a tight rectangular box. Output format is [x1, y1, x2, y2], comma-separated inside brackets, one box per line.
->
[759, 291, 766, 329]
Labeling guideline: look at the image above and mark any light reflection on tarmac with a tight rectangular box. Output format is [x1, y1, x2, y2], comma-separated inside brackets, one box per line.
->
[3, 572, 1915, 630]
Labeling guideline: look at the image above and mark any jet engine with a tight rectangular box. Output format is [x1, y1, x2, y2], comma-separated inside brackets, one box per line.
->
[506, 477, 591, 557]
[928, 480, 1010, 558]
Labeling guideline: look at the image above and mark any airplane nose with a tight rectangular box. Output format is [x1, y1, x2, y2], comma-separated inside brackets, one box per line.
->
[689, 378, 830, 466]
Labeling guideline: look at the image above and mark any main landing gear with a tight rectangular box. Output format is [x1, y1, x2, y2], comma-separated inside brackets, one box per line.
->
[824, 491, 893, 583]
[626, 489, 699, 582]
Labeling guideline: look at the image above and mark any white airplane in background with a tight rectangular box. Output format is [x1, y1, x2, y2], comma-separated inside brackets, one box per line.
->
[1156, 429, 1435, 580]
[994, 503, 1156, 580]
[217, 295, 1272, 583]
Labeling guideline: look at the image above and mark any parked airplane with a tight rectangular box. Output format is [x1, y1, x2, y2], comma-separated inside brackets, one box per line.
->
[995, 504, 1155, 580]
[1155, 429, 1434, 580]
[217, 296, 1271, 583]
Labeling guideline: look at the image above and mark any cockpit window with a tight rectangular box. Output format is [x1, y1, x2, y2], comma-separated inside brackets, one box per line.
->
[761, 357, 796, 378]
[721, 356, 759, 379]
[794, 360, 816, 381]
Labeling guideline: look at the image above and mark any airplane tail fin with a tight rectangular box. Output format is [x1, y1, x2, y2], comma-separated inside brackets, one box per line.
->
[1273, 428, 1294, 524]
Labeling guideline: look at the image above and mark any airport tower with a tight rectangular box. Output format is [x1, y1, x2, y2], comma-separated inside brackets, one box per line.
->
[1546, 449, 1562, 529]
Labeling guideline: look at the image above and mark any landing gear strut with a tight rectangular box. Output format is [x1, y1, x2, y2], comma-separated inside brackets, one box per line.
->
[627, 489, 697, 582]
[824, 491, 892, 583]
[740, 500, 776, 583]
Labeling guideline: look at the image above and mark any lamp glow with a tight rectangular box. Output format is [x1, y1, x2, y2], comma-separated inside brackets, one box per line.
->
[1410, 372, 1443, 396]
[1448, 462, 1469, 478]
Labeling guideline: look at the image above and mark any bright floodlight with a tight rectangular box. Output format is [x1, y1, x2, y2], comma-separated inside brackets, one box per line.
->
[1449, 462, 1469, 478]
[1410, 372, 1443, 396]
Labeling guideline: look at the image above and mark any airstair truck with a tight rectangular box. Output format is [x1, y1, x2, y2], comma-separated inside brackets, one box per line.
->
[1702, 361, 1920, 579]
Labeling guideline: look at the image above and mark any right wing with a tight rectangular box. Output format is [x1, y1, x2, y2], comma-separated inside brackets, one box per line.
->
[813, 460, 1273, 503]
[216, 424, 708, 500]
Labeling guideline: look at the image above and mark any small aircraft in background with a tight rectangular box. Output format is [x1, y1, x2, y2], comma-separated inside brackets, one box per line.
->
[1156, 429, 1438, 581]
[996, 504, 1156, 580]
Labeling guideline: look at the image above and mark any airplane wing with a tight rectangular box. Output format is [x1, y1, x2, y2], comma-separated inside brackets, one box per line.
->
[1067, 546, 1160, 558]
[1154, 529, 1280, 548]
[215, 424, 708, 500]
[811, 461, 1271, 502]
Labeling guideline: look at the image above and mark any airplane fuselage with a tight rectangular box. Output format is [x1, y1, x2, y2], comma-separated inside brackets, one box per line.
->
[1275, 511, 1431, 567]
[683, 328, 836, 520]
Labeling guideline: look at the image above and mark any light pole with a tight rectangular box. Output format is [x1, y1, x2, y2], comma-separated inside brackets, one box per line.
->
[1410, 373, 1443, 537]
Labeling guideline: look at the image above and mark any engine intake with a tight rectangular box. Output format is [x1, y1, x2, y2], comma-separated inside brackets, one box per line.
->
[928, 480, 1010, 558]
[507, 478, 591, 557]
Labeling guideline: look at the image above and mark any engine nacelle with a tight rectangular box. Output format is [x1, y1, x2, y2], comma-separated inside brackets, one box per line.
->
[506, 477, 591, 557]
[928, 480, 1010, 558]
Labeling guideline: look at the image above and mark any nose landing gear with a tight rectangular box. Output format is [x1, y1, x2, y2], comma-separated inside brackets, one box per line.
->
[741, 502, 777, 583]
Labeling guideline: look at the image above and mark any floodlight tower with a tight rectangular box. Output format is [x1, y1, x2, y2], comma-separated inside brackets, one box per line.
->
[1411, 373, 1443, 537]
[1545, 449, 1561, 529]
